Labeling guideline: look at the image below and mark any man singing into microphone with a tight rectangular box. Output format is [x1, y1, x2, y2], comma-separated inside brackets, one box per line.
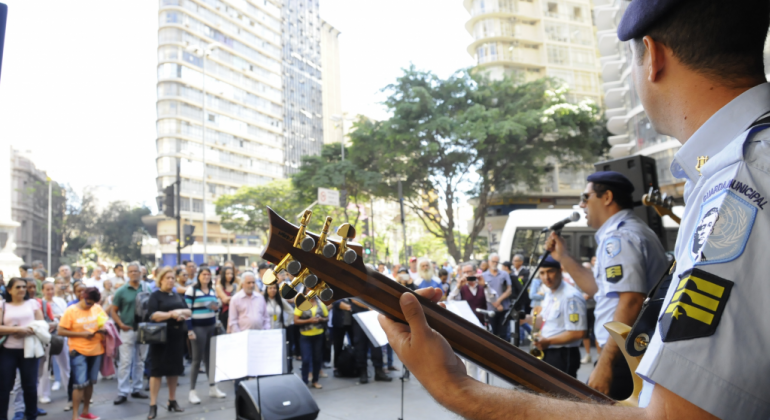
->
[545, 171, 668, 399]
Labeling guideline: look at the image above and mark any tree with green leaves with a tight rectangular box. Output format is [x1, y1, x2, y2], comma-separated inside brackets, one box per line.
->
[97, 202, 151, 262]
[215, 179, 308, 241]
[350, 66, 608, 262]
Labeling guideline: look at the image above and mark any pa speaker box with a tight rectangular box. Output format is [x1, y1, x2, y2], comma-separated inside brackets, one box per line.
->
[594, 155, 666, 245]
[236, 374, 319, 420]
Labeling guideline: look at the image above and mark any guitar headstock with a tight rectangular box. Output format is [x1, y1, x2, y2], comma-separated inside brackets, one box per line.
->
[260, 207, 369, 311]
[642, 187, 681, 224]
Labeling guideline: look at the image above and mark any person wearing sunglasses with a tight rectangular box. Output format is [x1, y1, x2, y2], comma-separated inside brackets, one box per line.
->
[545, 171, 668, 399]
[57, 287, 107, 420]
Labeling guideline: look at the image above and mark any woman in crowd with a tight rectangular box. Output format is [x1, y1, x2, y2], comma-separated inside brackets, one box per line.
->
[215, 266, 236, 331]
[147, 267, 189, 419]
[0, 278, 44, 420]
[264, 283, 293, 372]
[57, 287, 106, 420]
[174, 267, 188, 294]
[50, 278, 70, 392]
[67, 282, 85, 307]
[185, 267, 226, 404]
[99, 279, 115, 314]
[38, 281, 61, 404]
[293, 297, 328, 389]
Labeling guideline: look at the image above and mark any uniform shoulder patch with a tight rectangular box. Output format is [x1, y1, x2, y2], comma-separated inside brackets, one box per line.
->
[567, 298, 580, 323]
[604, 237, 621, 259]
[605, 265, 623, 283]
[690, 189, 757, 265]
[658, 268, 733, 343]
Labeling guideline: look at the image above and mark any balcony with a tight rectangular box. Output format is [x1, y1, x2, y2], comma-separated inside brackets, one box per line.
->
[597, 32, 619, 57]
[465, 0, 541, 34]
[478, 46, 544, 67]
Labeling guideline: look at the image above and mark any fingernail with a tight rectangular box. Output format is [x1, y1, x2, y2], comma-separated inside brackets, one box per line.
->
[401, 293, 416, 305]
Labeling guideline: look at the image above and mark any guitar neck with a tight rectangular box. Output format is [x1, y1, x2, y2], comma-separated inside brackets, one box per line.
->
[362, 268, 612, 403]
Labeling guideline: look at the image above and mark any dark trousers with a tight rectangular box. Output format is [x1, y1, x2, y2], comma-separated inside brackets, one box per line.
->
[490, 310, 511, 342]
[609, 352, 634, 400]
[287, 325, 301, 357]
[353, 321, 382, 370]
[299, 334, 323, 384]
[322, 328, 332, 364]
[332, 325, 354, 369]
[0, 347, 39, 420]
[543, 347, 581, 378]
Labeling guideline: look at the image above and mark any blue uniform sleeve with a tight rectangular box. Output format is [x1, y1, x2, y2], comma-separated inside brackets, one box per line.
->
[562, 295, 587, 332]
[598, 233, 649, 297]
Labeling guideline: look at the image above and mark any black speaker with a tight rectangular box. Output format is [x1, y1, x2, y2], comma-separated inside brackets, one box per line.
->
[594, 155, 666, 246]
[236, 374, 320, 420]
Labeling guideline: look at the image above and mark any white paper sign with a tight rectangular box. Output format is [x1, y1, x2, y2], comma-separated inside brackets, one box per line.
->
[445, 300, 483, 328]
[353, 310, 389, 347]
[213, 329, 285, 383]
[318, 187, 340, 207]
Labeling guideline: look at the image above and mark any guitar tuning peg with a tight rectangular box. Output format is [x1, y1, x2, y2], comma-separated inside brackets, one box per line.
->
[322, 243, 337, 258]
[287, 260, 302, 276]
[335, 223, 358, 264]
[295, 293, 314, 311]
[261, 268, 278, 285]
[292, 209, 313, 250]
[303, 273, 319, 289]
[280, 283, 298, 300]
[314, 217, 333, 256]
[318, 287, 333, 301]
[343, 249, 357, 264]
[300, 236, 316, 252]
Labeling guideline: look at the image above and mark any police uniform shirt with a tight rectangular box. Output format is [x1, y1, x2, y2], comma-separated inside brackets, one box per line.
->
[592, 209, 669, 347]
[636, 83, 770, 420]
[539, 281, 586, 348]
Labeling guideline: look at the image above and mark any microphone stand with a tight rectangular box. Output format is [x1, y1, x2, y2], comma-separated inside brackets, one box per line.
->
[506, 229, 560, 348]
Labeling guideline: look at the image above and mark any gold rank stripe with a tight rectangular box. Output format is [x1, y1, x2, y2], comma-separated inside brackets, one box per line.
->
[606, 266, 622, 277]
[665, 273, 725, 325]
[665, 301, 715, 325]
[675, 274, 725, 298]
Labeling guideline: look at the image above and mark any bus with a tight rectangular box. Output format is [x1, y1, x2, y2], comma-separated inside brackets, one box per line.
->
[496, 208, 682, 265]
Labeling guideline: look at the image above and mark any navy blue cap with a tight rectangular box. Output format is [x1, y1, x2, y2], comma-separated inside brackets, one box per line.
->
[540, 255, 561, 269]
[587, 171, 635, 194]
[617, 0, 682, 41]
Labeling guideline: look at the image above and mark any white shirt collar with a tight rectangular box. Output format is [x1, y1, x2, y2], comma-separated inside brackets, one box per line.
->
[671, 83, 770, 182]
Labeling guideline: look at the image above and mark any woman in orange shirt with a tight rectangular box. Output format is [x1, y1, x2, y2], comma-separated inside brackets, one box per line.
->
[57, 287, 107, 420]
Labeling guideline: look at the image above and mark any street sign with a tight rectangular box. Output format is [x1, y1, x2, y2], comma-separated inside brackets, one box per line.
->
[318, 187, 341, 207]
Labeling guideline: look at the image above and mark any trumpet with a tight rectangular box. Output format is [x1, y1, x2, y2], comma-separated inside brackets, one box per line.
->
[528, 310, 544, 360]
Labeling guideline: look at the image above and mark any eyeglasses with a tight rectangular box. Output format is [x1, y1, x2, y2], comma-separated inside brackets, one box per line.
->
[580, 192, 597, 204]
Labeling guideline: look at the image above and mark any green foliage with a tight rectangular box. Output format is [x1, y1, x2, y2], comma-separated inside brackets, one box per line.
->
[97, 202, 151, 262]
[349, 66, 608, 262]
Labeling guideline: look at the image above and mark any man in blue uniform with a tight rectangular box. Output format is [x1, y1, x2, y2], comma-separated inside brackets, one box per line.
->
[378, 0, 770, 418]
[545, 171, 668, 399]
[531, 256, 586, 378]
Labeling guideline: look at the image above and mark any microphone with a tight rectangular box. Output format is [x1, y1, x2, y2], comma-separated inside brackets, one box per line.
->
[475, 308, 496, 318]
[541, 211, 581, 232]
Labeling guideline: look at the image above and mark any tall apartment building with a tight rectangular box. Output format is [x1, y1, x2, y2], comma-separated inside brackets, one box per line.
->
[155, 0, 285, 265]
[464, 0, 603, 103]
[593, 0, 682, 194]
[282, 0, 324, 174]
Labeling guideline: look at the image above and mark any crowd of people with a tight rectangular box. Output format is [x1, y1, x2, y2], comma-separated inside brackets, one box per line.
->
[0, 251, 604, 420]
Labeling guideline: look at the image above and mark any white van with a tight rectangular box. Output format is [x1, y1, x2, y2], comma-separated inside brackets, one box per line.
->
[496, 208, 682, 264]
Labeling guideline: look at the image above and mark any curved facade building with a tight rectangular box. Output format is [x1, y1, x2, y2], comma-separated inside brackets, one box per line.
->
[464, 0, 603, 104]
[155, 0, 285, 264]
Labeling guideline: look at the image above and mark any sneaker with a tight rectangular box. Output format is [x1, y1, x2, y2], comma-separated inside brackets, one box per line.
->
[51, 381, 61, 391]
[64, 401, 73, 412]
[188, 390, 201, 405]
[209, 385, 226, 398]
[12, 412, 23, 420]
[319, 370, 328, 378]
[79, 413, 100, 420]
[580, 354, 592, 364]
[39, 396, 51, 404]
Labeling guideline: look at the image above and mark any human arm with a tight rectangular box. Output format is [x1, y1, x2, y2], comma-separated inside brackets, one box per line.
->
[447, 278, 466, 301]
[109, 293, 131, 331]
[228, 296, 240, 333]
[216, 284, 232, 304]
[378, 288, 717, 420]
[588, 291, 645, 394]
[0, 304, 36, 337]
[546, 232, 598, 296]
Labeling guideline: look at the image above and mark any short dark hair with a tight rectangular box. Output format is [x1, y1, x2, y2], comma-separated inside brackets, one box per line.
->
[19, 264, 31, 271]
[114, 263, 123, 270]
[633, 0, 769, 85]
[592, 182, 634, 210]
[2, 278, 29, 302]
[82, 287, 101, 303]
[182, 260, 191, 266]
[438, 269, 448, 277]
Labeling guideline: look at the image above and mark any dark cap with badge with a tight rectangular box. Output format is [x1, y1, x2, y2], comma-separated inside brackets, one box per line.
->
[587, 171, 635, 194]
[617, 0, 683, 41]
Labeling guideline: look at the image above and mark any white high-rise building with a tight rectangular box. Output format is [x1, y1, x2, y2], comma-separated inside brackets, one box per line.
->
[464, 0, 603, 103]
[155, 0, 285, 265]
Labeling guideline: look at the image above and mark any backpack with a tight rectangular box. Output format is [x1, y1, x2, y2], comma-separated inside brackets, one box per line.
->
[134, 282, 152, 325]
[334, 344, 360, 378]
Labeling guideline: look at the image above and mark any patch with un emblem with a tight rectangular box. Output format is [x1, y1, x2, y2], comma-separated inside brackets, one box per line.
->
[604, 237, 621, 259]
[689, 190, 757, 265]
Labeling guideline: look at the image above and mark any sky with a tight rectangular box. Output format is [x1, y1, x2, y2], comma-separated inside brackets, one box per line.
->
[0, 0, 474, 210]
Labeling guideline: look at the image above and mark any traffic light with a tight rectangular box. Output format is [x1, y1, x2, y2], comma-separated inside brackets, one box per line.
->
[183, 224, 195, 248]
[162, 184, 175, 218]
[364, 241, 371, 255]
[362, 219, 369, 236]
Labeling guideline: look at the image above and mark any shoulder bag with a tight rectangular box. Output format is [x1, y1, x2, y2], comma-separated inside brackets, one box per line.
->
[137, 291, 167, 344]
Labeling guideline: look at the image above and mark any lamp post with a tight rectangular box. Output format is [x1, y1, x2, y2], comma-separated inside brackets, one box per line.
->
[187, 43, 218, 264]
